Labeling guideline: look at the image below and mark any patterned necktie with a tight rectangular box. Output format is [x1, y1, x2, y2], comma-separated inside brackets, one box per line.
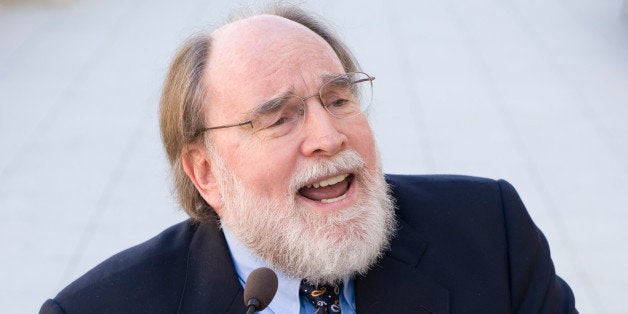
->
[299, 279, 342, 313]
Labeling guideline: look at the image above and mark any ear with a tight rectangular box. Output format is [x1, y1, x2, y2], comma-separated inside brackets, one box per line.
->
[181, 144, 224, 213]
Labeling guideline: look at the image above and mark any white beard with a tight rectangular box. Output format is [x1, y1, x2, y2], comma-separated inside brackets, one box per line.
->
[210, 149, 396, 285]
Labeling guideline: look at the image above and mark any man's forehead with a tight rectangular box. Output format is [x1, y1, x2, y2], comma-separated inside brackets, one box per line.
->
[204, 14, 344, 117]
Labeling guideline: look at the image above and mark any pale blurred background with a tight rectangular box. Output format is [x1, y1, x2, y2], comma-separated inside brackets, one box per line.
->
[1, 0, 626, 313]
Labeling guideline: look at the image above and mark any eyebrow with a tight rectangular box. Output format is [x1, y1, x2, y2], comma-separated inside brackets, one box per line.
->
[320, 73, 341, 83]
[324, 74, 351, 88]
[249, 92, 294, 117]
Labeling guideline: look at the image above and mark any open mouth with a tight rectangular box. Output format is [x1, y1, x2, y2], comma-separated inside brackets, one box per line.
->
[297, 174, 354, 203]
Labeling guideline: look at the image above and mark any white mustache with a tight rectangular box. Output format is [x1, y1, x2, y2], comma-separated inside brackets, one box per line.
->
[288, 150, 366, 193]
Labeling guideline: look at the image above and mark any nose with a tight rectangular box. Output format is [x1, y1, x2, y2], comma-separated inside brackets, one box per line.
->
[299, 97, 347, 157]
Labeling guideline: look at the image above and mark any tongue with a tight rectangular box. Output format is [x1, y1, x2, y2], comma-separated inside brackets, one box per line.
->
[299, 178, 349, 201]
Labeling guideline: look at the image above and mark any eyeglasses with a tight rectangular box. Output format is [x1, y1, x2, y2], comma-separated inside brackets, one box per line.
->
[194, 72, 375, 140]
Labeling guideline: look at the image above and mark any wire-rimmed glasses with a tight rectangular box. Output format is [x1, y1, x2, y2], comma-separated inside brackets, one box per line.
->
[194, 71, 375, 140]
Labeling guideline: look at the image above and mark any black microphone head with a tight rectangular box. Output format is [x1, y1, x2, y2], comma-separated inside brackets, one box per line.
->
[243, 267, 278, 311]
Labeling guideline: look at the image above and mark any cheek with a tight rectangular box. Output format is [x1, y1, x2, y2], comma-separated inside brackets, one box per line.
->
[226, 140, 298, 196]
[346, 120, 378, 165]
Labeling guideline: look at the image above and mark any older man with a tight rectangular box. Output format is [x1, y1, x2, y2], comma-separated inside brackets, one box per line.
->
[40, 5, 576, 314]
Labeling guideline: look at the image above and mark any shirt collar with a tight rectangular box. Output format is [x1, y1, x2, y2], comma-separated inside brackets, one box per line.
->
[222, 225, 302, 314]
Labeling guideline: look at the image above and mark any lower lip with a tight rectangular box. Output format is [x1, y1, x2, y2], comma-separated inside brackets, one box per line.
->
[296, 176, 357, 213]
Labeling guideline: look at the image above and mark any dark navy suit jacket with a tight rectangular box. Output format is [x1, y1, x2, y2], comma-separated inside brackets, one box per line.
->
[40, 175, 577, 313]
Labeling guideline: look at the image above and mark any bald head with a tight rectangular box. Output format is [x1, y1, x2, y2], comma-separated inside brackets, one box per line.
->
[210, 15, 340, 75]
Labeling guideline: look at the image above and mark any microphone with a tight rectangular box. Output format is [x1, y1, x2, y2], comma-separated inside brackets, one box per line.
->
[243, 267, 278, 314]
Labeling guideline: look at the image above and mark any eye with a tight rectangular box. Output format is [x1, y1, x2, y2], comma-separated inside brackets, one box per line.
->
[326, 97, 350, 108]
[256, 101, 304, 132]
[268, 116, 289, 128]
[255, 115, 290, 131]
[322, 86, 356, 109]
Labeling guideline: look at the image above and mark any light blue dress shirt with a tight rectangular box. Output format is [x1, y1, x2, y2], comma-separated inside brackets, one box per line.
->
[222, 225, 356, 314]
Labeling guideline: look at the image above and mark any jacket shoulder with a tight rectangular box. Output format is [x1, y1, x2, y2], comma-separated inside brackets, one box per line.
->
[385, 174, 503, 222]
[46, 220, 199, 313]
[383, 174, 576, 312]
[385, 173, 499, 192]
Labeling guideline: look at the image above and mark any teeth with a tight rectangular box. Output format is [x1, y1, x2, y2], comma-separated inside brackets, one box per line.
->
[321, 193, 348, 203]
[306, 174, 349, 189]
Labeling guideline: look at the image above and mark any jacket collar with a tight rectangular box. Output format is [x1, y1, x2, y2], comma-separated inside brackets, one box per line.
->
[177, 219, 247, 314]
[355, 217, 450, 313]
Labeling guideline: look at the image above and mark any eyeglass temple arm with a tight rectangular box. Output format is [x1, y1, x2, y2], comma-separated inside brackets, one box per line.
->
[204, 120, 253, 130]
[354, 75, 375, 84]
[194, 120, 253, 138]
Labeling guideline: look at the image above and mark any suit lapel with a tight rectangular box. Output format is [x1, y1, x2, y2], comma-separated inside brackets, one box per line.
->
[356, 218, 450, 313]
[177, 220, 247, 313]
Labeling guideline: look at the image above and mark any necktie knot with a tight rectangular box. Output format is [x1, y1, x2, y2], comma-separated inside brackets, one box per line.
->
[299, 280, 342, 313]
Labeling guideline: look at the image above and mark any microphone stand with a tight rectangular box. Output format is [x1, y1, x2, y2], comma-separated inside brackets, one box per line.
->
[246, 298, 261, 314]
